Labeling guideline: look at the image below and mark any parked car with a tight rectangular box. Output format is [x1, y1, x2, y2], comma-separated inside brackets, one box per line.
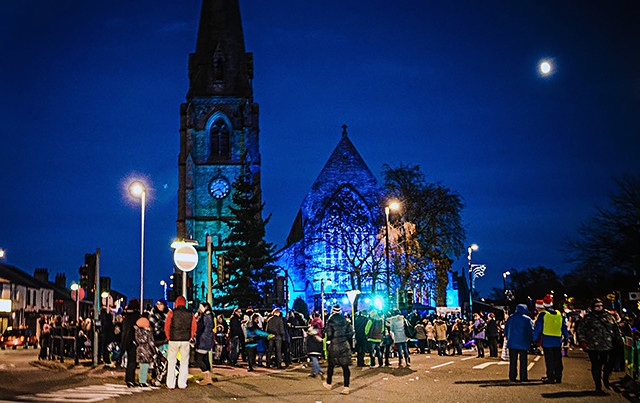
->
[0, 328, 38, 349]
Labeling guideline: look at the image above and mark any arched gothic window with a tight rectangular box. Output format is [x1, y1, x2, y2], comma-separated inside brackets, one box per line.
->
[209, 118, 230, 159]
[319, 186, 375, 271]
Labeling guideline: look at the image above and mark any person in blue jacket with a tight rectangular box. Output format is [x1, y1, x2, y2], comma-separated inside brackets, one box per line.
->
[504, 304, 533, 382]
[533, 294, 569, 384]
[245, 313, 273, 372]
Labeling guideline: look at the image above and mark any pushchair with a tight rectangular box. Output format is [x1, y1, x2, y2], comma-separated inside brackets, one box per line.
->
[152, 346, 182, 386]
[107, 341, 121, 367]
[153, 352, 169, 386]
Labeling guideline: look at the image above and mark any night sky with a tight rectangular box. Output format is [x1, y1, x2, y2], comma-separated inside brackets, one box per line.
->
[1, 1, 639, 304]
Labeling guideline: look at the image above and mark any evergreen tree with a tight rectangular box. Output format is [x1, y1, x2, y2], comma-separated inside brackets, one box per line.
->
[216, 162, 279, 308]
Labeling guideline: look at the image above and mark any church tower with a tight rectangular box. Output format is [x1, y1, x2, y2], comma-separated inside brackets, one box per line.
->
[177, 0, 260, 303]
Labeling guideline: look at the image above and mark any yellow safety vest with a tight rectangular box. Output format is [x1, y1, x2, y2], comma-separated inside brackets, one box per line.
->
[542, 310, 563, 337]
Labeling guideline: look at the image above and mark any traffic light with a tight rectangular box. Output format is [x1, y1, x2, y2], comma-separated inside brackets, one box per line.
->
[223, 255, 232, 281]
[217, 255, 224, 283]
[218, 254, 232, 283]
[167, 271, 182, 302]
[79, 264, 90, 290]
[84, 253, 97, 293]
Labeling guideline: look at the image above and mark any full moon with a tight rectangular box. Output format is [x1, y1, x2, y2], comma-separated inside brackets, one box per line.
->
[539, 60, 553, 76]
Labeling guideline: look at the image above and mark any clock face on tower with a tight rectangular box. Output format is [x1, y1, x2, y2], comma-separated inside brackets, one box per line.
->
[209, 177, 230, 199]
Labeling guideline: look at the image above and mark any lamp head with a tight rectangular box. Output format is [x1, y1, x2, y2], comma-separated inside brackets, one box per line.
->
[129, 181, 145, 197]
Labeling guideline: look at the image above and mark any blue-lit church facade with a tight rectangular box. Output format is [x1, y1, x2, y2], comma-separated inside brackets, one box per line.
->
[275, 127, 460, 313]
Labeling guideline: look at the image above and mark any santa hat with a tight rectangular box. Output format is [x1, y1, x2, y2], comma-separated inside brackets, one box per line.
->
[331, 305, 342, 315]
[542, 294, 553, 308]
[535, 300, 544, 309]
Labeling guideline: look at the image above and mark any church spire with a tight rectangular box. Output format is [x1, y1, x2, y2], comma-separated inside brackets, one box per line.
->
[187, 0, 253, 99]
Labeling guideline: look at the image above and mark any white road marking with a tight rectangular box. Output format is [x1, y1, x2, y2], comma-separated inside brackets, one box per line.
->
[431, 361, 454, 369]
[473, 362, 494, 369]
[14, 383, 151, 402]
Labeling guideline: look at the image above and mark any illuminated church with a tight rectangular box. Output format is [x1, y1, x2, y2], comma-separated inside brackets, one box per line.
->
[176, 0, 458, 312]
[276, 125, 387, 312]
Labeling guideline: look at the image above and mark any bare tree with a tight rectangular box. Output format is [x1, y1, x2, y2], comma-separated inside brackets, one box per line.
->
[383, 164, 465, 306]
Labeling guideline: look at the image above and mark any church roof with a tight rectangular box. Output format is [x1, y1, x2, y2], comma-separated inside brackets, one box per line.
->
[286, 126, 383, 245]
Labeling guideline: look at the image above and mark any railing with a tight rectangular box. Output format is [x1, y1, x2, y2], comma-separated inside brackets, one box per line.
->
[623, 336, 636, 380]
[288, 325, 307, 362]
[47, 325, 79, 363]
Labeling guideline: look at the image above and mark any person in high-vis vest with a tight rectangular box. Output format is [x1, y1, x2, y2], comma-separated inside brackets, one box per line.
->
[533, 294, 569, 384]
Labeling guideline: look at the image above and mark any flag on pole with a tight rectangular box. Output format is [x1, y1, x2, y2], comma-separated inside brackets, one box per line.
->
[472, 264, 486, 280]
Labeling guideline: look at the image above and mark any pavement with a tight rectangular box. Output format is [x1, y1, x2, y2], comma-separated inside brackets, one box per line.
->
[30, 357, 304, 384]
[12, 351, 640, 402]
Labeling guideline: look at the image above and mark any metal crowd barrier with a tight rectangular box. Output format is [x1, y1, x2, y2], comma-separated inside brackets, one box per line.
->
[622, 336, 637, 381]
[288, 325, 307, 362]
[48, 325, 79, 363]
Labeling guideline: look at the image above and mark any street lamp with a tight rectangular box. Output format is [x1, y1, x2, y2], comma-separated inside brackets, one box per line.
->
[70, 283, 81, 323]
[160, 280, 168, 301]
[385, 202, 400, 307]
[502, 270, 510, 296]
[0, 249, 5, 259]
[129, 181, 146, 313]
[70, 282, 81, 364]
[467, 243, 478, 318]
[502, 271, 511, 313]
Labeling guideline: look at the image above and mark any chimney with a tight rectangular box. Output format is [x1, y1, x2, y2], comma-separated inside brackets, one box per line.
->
[33, 268, 49, 283]
[55, 273, 67, 289]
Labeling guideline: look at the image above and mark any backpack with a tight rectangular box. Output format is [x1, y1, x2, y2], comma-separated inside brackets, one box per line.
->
[404, 319, 416, 339]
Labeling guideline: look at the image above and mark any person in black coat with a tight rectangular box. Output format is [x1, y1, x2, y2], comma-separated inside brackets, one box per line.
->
[485, 313, 500, 358]
[322, 306, 353, 395]
[98, 306, 114, 364]
[354, 310, 369, 367]
[120, 299, 141, 387]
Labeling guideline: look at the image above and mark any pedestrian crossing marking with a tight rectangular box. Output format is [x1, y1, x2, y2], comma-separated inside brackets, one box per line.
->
[472, 361, 509, 369]
[13, 383, 153, 402]
[431, 361, 454, 369]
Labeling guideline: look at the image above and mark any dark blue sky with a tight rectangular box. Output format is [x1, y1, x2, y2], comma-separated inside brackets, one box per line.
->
[1, 1, 639, 302]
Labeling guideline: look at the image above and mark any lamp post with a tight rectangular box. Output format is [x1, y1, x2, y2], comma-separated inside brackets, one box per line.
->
[70, 282, 81, 365]
[160, 280, 168, 301]
[129, 181, 146, 313]
[70, 283, 81, 324]
[502, 271, 510, 297]
[502, 270, 511, 313]
[385, 202, 400, 308]
[467, 243, 478, 318]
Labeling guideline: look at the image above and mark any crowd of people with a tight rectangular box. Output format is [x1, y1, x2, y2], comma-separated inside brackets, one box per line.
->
[33, 292, 637, 396]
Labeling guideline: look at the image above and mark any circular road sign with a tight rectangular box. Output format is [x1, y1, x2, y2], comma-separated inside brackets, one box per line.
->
[173, 243, 198, 272]
[71, 288, 85, 302]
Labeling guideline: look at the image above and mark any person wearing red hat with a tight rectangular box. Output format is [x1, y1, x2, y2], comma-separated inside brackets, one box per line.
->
[533, 294, 569, 384]
[164, 296, 197, 389]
